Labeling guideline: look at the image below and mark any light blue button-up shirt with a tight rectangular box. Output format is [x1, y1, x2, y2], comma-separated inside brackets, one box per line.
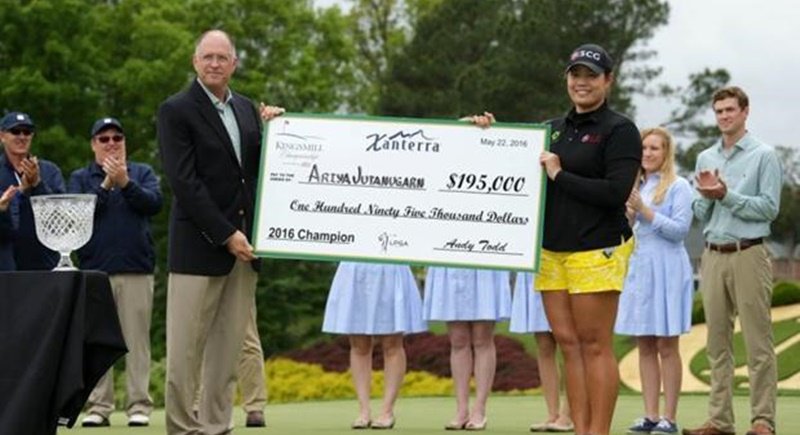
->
[198, 79, 242, 163]
[692, 132, 782, 244]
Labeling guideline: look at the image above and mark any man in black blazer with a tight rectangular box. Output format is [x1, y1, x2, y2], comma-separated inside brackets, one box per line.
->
[157, 29, 283, 435]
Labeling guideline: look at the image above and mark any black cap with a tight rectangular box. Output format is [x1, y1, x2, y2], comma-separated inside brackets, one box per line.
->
[566, 43, 613, 74]
[1, 112, 35, 131]
[91, 117, 124, 136]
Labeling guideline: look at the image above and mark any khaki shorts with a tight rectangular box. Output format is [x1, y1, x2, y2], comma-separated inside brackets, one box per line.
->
[535, 237, 634, 294]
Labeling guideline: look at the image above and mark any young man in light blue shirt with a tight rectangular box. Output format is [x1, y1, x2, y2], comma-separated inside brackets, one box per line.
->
[684, 87, 781, 435]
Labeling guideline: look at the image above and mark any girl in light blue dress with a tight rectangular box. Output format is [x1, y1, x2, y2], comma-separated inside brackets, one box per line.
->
[323, 262, 426, 429]
[510, 272, 573, 433]
[615, 127, 693, 435]
[423, 267, 511, 430]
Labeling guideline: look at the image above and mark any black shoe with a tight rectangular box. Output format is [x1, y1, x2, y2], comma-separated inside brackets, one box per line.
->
[246, 411, 266, 427]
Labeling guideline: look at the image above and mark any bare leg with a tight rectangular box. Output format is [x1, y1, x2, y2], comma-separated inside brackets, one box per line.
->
[468, 321, 496, 425]
[637, 336, 660, 421]
[377, 334, 406, 424]
[542, 291, 589, 434]
[349, 335, 374, 423]
[535, 332, 560, 423]
[447, 322, 472, 427]
[658, 336, 682, 422]
[572, 291, 620, 435]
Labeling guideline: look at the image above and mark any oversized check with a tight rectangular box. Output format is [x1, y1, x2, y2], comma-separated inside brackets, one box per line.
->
[253, 114, 549, 271]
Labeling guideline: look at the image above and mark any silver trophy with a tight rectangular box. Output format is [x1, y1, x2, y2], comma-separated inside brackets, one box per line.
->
[30, 194, 96, 270]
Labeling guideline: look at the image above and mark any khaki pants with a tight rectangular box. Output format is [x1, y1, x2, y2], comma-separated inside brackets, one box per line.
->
[165, 260, 257, 435]
[191, 299, 267, 417]
[86, 274, 154, 418]
[237, 304, 267, 413]
[700, 245, 776, 432]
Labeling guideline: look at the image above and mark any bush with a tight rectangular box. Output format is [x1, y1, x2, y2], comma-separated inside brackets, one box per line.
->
[282, 332, 540, 391]
[773, 281, 800, 306]
[265, 358, 453, 403]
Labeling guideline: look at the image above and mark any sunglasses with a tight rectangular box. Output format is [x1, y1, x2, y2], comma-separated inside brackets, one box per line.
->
[7, 128, 33, 137]
[95, 134, 125, 144]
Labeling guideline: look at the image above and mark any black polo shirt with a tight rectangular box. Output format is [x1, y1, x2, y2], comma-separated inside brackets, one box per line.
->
[543, 102, 641, 252]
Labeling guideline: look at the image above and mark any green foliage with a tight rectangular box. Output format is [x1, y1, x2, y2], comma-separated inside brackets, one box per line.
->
[665, 68, 731, 173]
[692, 281, 800, 325]
[112, 358, 166, 409]
[266, 358, 456, 403]
[379, 0, 670, 121]
[773, 281, 800, 306]
[256, 260, 336, 357]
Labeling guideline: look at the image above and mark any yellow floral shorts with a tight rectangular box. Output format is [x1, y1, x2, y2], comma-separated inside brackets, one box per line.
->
[535, 237, 634, 294]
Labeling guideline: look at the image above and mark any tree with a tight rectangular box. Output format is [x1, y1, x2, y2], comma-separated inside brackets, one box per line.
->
[378, 0, 670, 121]
[663, 68, 730, 173]
[0, 0, 358, 358]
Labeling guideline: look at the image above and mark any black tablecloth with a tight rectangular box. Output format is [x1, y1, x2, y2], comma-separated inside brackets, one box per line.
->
[0, 271, 127, 434]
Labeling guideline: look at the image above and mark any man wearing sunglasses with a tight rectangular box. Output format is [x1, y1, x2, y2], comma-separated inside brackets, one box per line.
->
[0, 111, 65, 270]
[68, 117, 163, 428]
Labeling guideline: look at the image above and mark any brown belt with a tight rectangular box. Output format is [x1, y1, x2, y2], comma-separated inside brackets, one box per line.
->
[705, 237, 763, 253]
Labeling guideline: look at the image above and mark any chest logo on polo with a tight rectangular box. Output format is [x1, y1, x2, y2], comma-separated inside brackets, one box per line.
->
[551, 131, 561, 142]
[581, 133, 602, 144]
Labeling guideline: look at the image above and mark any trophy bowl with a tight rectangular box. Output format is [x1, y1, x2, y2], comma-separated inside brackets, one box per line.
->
[30, 194, 96, 270]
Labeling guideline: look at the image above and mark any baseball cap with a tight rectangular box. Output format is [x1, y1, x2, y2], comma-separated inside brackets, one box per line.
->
[565, 43, 614, 74]
[91, 117, 124, 136]
[1, 112, 35, 131]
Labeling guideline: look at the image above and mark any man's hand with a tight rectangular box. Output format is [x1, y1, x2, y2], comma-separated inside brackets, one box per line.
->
[226, 230, 256, 262]
[259, 103, 286, 121]
[539, 151, 562, 180]
[18, 156, 41, 191]
[102, 156, 129, 188]
[0, 185, 18, 211]
[459, 111, 495, 129]
[695, 169, 727, 200]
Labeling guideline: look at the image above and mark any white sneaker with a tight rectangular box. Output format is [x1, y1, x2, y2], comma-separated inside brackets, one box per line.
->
[128, 413, 150, 427]
[81, 413, 109, 427]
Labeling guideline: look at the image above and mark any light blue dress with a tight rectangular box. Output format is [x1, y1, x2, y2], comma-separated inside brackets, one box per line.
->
[423, 267, 511, 321]
[615, 175, 694, 337]
[509, 272, 551, 333]
[322, 262, 427, 335]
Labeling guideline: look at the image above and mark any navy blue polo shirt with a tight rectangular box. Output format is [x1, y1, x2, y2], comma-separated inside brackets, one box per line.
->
[68, 161, 162, 273]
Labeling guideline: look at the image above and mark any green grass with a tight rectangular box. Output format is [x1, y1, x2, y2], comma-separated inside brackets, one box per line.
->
[60, 394, 800, 434]
[689, 317, 800, 394]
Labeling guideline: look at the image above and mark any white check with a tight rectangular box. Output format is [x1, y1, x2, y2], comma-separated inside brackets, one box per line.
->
[253, 114, 549, 271]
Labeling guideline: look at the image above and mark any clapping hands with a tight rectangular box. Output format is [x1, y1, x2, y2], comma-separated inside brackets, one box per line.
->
[101, 156, 129, 190]
[0, 185, 18, 211]
[695, 169, 727, 200]
[18, 156, 40, 192]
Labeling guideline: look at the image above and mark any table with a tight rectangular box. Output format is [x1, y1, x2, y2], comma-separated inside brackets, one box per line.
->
[0, 271, 127, 434]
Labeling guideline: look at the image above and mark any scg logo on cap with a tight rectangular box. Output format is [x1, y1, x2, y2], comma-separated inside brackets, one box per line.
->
[571, 50, 602, 61]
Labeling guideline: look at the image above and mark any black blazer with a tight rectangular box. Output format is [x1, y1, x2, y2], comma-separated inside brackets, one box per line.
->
[158, 80, 262, 275]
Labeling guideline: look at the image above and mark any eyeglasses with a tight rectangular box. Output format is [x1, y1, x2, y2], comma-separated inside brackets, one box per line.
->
[7, 128, 33, 137]
[95, 134, 125, 144]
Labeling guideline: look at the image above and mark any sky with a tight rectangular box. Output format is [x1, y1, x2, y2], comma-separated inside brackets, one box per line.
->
[315, 0, 800, 147]
[632, 1, 800, 148]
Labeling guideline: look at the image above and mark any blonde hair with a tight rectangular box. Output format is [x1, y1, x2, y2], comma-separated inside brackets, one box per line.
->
[640, 127, 677, 205]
